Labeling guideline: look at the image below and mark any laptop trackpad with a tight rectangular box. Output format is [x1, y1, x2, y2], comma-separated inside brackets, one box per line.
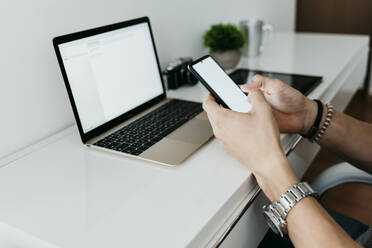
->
[166, 118, 213, 144]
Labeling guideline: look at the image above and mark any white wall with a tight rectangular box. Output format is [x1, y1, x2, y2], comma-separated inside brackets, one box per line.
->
[0, 0, 295, 159]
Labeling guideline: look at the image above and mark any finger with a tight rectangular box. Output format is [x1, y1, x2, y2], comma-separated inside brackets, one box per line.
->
[240, 79, 262, 92]
[238, 84, 249, 95]
[251, 74, 268, 88]
[240, 84, 251, 93]
[205, 93, 215, 102]
[247, 88, 270, 112]
[202, 94, 229, 120]
[251, 74, 288, 96]
[203, 94, 219, 113]
[241, 74, 276, 97]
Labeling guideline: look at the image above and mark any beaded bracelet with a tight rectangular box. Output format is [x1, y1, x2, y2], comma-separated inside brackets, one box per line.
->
[312, 104, 334, 143]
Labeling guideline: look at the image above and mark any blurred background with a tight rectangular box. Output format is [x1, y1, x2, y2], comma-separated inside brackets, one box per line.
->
[0, 0, 296, 159]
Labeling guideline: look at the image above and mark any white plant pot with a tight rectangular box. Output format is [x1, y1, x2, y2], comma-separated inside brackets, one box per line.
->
[211, 50, 242, 70]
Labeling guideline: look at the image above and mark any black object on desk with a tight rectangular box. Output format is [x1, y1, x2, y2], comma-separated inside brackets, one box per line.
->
[229, 69, 322, 96]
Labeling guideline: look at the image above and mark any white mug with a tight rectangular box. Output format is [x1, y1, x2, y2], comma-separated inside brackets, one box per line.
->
[240, 19, 273, 57]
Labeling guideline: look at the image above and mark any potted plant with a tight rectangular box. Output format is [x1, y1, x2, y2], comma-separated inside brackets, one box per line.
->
[203, 23, 246, 69]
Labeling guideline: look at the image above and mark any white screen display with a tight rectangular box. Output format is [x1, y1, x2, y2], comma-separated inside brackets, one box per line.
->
[192, 57, 252, 113]
[59, 23, 164, 133]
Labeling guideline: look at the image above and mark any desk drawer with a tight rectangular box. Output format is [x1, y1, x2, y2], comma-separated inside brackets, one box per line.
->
[219, 191, 269, 248]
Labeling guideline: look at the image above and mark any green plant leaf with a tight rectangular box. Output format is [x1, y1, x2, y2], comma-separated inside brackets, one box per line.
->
[203, 23, 246, 52]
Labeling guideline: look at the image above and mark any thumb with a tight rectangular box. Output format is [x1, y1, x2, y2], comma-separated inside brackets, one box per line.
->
[240, 78, 262, 93]
[247, 89, 270, 112]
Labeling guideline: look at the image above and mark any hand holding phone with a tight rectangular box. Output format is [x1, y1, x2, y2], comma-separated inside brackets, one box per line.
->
[188, 55, 252, 113]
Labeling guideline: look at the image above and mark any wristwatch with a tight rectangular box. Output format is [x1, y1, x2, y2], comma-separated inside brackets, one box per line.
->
[262, 182, 318, 237]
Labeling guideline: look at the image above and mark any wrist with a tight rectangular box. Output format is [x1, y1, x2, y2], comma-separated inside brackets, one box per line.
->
[301, 99, 318, 135]
[253, 153, 300, 202]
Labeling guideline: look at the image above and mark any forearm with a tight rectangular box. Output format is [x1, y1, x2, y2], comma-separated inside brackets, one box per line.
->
[317, 109, 372, 174]
[254, 156, 361, 248]
[287, 197, 361, 248]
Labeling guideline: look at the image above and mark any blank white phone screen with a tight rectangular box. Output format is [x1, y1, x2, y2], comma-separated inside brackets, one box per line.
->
[192, 57, 252, 113]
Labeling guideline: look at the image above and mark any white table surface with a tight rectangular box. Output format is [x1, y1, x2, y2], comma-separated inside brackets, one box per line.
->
[0, 32, 369, 248]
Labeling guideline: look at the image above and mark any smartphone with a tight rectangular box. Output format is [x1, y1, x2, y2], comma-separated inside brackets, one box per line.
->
[188, 55, 252, 113]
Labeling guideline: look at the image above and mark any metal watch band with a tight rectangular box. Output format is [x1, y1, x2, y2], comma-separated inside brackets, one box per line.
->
[263, 182, 318, 237]
[275, 182, 317, 219]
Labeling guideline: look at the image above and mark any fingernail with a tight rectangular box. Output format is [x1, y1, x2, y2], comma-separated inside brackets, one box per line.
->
[262, 89, 271, 96]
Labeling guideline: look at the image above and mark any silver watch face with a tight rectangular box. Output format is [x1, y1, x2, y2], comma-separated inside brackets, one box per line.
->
[263, 210, 283, 237]
[262, 182, 317, 238]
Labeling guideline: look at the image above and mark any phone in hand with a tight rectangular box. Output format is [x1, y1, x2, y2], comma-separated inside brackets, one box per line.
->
[188, 55, 252, 113]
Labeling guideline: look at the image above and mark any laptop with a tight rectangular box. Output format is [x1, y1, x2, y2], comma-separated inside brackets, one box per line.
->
[53, 17, 213, 166]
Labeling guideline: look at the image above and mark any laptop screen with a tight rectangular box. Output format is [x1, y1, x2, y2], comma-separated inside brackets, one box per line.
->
[58, 22, 164, 133]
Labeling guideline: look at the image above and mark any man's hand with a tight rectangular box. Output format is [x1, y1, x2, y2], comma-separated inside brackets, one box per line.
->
[203, 89, 281, 168]
[241, 75, 317, 135]
[204, 75, 364, 248]
[203, 89, 299, 201]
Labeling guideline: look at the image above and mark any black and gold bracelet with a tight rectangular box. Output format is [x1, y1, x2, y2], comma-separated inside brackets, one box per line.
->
[312, 104, 334, 143]
[302, 100, 323, 139]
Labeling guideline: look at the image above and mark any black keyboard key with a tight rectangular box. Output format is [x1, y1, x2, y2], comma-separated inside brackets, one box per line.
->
[123, 146, 135, 154]
[136, 139, 147, 144]
[130, 143, 142, 149]
[113, 146, 124, 151]
[94, 140, 108, 147]
[151, 136, 163, 142]
[130, 149, 142, 156]
[139, 145, 150, 151]
[117, 143, 130, 150]
[105, 142, 120, 149]
[144, 141, 156, 147]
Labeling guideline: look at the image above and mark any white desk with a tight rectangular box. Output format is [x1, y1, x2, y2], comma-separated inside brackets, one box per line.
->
[0, 33, 369, 248]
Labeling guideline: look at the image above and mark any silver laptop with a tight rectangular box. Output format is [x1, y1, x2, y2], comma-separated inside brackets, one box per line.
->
[53, 17, 213, 166]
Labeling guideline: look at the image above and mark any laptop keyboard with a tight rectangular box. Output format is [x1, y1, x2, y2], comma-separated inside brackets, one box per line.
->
[93, 99, 203, 156]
